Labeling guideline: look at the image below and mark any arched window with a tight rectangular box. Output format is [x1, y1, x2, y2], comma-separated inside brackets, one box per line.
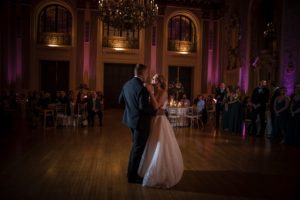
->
[168, 15, 196, 52]
[38, 5, 72, 46]
[102, 23, 139, 49]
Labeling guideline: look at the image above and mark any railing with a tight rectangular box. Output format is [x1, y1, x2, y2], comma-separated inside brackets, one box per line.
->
[38, 32, 71, 46]
[168, 40, 196, 52]
[102, 36, 139, 49]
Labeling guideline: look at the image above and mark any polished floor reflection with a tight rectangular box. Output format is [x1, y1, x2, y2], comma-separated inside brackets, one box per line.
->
[0, 109, 300, 200]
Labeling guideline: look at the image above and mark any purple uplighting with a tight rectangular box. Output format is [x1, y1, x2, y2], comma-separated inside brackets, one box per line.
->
[16, 38, 22, 81]
[240, 64, 249, 94]
[282, 71, 296, 96]
[282, 55, 296, 95]
[207, 49, 213, 87]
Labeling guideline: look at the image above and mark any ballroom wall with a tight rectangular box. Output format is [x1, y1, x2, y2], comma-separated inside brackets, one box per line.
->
[0, 0, 299, 100]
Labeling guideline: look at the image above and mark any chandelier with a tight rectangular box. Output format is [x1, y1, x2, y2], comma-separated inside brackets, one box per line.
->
[98, 0, 159, 30]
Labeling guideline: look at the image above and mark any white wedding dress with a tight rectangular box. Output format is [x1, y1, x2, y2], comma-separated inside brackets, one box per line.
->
[138, 101, 184, 188]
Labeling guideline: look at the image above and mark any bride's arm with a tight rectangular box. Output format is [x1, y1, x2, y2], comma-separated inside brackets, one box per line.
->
[145, 84, 167, 110]
[150, 91, 167, 110]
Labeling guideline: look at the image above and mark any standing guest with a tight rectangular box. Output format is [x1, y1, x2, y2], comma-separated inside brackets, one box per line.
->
[269, 82, 281, 139]
[97, 91, 104, 107]
[87, 91, 103, 127]
[222, 87, 231, 131]
[286, 85, 300, 146]
[251, 80, 270, 136]
[273, 87, 290, 143]
[242, 96, 255, 134]
[215, 82, 227, 128]
[228, 86, 243, 134]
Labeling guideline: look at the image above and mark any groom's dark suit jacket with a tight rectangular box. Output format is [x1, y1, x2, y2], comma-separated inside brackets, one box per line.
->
[118, 77, 155, 129]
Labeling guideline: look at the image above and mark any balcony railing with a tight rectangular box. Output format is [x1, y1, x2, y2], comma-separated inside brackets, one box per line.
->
[38, 32, 71, 46]
[102, 36, 139, 49]
[168, 40, 196, 52]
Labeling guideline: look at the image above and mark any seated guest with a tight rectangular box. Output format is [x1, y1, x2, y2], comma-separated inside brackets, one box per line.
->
[74, 92, 87, 114]
[196, 95, 205, 113]
[38, 92, 52, 109]
[180, 94, 190, 107]
[87, 91, 103, 126]
[75, 92, 88, 126]
[193, 94, 201, 105]
[195, 95, 208, 126]
[59, 91, 68, 104]
[53, 91, 61, 103]
[206, 95, 216, 112]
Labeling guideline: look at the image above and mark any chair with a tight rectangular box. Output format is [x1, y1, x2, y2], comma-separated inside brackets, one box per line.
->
[68, 103, 76, 127]
[40, 109, 55, 129]
[74, 103, 88, 127]
[186, 106, 203, 128]
[55, 104, 67, 127]
[167, 107, 180, 127]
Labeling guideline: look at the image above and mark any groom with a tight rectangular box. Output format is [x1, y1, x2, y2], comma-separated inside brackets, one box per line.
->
[118, 64, 155, 184]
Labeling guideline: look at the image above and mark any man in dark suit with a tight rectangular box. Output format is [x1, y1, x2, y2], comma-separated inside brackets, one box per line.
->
[215, 82, 227, 128]
[118, 64, 155, 184]
[251, 80, 270, 136]
[87, 91, 103, 126]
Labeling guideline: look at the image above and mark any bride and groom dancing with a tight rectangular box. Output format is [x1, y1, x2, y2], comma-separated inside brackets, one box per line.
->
[118, 64, 183, 188]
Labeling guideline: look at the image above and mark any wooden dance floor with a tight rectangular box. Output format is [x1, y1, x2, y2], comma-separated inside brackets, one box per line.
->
[0, 109, 300, 200]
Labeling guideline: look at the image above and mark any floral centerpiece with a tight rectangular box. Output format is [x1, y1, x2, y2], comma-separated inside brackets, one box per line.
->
[77, 83, 90, 93]
[168, 81, 184, 100]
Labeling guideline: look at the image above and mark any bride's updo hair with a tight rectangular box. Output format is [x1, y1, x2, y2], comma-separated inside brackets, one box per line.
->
[153, 74, 166, 89]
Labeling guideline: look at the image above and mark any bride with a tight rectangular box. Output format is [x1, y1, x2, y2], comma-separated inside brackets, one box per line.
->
[138, 74, 184, 188]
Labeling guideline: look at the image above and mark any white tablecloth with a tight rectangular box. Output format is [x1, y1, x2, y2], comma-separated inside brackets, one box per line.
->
[166, 107, 189, 127]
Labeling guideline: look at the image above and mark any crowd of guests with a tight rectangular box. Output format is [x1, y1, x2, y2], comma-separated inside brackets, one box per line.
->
[0, 89, 104, 130]
[213, 80, 300, 147]
[2, 80, 299, 147]
[74, 91, 104, 127]
[188, 80, 300, 147]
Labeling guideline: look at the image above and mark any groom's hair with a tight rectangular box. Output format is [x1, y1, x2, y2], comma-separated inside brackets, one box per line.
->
[134, 64, 147, 76]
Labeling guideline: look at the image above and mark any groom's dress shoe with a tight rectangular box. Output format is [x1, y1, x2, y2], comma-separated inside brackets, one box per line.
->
[128, 177, 143, 184]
